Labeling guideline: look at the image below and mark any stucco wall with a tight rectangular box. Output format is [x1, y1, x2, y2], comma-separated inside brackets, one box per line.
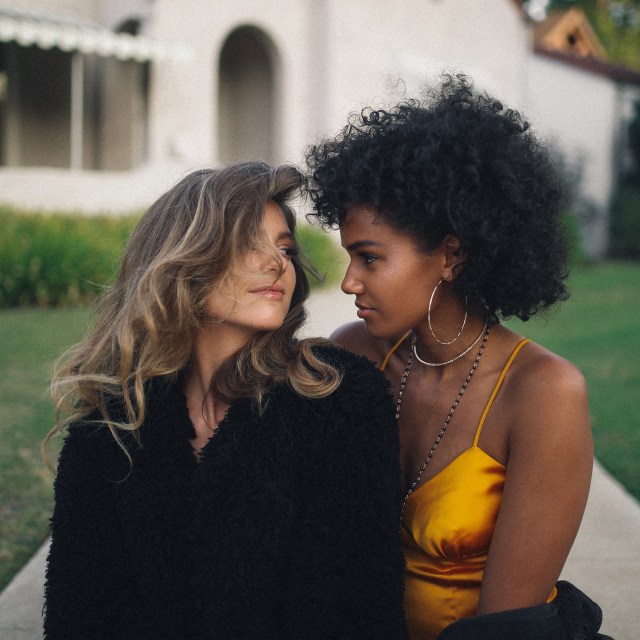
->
[324, 0, 530, 119]
[148, 0, 321, 170]
[526, 54, 620, 258]
[148, 0, 529, 171]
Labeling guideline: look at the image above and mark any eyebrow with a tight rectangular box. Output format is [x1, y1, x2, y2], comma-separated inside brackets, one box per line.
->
[344, 239, 384, 251]
[276, 231, 294, 242]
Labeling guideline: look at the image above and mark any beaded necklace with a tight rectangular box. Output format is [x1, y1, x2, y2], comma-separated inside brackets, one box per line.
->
[398, 326, 490, 524]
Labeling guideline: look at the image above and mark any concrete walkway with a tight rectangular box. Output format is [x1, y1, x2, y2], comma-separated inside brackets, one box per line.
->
[1, 288, 639, 638]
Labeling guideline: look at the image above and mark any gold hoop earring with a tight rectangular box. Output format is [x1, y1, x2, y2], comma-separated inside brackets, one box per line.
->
[428, 278, 468, 345]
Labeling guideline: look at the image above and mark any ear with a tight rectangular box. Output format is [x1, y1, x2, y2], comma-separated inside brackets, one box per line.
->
[440, 234, 465, 281]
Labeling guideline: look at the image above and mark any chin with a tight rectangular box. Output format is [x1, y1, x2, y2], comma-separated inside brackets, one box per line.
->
[364, 318, 409, 341]
[257, 316, 288, 332]
[362, 320, 390, 339]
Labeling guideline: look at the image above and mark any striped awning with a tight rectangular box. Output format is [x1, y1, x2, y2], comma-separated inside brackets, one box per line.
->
[0, 4, 190, 62]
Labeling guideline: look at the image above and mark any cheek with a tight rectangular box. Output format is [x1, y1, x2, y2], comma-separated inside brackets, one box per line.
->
[286, 262, 297, 292]
[387, 262, 423, 290]
[386, 260, 435, 304]
[204, 291, 235, 319]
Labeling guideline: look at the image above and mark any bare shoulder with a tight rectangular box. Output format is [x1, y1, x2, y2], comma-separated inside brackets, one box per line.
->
[508, 341, 591, 446]
[512, 341, 587, 400]
[329, 321, 390, 367]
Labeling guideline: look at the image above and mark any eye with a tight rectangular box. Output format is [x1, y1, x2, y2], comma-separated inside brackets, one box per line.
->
[279, 245, 299, 260]
[359, 252, 378, 265]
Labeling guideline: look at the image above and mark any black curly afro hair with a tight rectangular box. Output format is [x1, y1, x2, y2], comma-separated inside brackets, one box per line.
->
[306, 74, 569, 322]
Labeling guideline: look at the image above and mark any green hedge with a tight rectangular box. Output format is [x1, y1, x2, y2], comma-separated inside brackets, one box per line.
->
[0, 207, 139, 307]
[562, 211, 589, 267]
[610, 178, 640, 260]
[0, 207, 344, 308]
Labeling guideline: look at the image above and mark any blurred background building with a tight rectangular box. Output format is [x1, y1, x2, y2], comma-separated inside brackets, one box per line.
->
[1, 0, 639, 257]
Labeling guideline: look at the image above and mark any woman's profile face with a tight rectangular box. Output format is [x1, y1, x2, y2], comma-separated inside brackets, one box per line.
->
[203, 201, 297, 339]
[339, 204, 442, 339]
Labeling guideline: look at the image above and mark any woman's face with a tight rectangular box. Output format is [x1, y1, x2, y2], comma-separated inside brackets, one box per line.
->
[339, 204, 443, 339]
[203, 201, 297, 339]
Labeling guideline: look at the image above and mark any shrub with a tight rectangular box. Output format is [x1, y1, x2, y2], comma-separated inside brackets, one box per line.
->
[0, 207, 343, 308]
[562, 211, 589, 268]
[629, 100, 640, 172]
[609, 102, 640, 260]
[551, 150, 592, 263]
[609, 177, 640, 260]
[0, 207, 140, 307]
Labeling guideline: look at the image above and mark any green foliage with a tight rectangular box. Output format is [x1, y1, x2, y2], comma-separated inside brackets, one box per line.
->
[610, 105, 640, 259]
[562, 211, 589, 266]
[551, 150, 593, 263]
[296, 222, 346, 287]
[609, 176, 640, 258]
[629, 100, 640, 171]
[0, 207, 139, 307]
[0, 207, 344, 309]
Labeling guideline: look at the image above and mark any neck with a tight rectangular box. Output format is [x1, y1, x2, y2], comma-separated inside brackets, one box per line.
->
[412, 315, 488, 369]
[184, 323, 253, 421]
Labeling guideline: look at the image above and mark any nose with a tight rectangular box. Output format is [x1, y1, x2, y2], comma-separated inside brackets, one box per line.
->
[341, 264, 363, 295]
[261, 250, 289, 277]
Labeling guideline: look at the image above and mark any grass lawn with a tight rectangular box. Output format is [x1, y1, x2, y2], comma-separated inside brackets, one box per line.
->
[0, 306, 89, 591]
[0, 261, 638, 591]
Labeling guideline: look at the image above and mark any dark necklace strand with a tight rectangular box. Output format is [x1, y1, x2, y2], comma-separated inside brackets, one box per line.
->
[398, 326, 490, 524]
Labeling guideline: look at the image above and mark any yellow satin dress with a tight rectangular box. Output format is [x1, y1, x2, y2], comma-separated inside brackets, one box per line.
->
[382, 338, 555, 640]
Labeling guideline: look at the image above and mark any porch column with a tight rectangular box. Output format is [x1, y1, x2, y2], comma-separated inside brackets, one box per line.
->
[70, 51, 84, 170]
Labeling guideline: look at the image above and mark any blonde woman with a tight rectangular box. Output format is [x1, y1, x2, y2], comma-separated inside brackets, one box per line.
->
[43, 163, 409, 640]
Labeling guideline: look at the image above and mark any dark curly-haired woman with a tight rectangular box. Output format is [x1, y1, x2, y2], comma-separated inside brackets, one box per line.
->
[307, 76, 605, 640]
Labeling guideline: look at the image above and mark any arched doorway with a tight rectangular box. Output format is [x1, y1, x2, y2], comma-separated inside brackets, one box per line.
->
[217, 26, 277, 164]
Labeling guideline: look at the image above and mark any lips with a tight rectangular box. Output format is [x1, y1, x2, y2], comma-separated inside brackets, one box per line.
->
[250, 283, 285, 300]
[355, 301, 375, 319]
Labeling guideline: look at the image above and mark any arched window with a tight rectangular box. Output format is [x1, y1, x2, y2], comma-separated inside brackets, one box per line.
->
[217, 26, 277, 164]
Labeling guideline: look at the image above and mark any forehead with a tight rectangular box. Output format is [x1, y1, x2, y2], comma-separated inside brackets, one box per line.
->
[340, 203, 416, 249]
[263, 201, 291, 234]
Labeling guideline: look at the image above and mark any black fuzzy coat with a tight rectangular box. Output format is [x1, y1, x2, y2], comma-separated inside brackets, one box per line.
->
[44, 347, 409, 640]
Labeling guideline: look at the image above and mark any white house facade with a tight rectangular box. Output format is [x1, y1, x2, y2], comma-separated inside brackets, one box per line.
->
[0, 0, 638, 257]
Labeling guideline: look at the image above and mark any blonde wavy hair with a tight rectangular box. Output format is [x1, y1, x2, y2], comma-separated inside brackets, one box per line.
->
[44, 162, 341, 466]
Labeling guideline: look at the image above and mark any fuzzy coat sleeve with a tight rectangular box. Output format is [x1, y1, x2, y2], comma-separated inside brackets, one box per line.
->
[43, 425, 148, 639]
[279, 347, 409, 639]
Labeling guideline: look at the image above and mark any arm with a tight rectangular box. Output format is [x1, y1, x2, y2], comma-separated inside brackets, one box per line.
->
[44, 427, 139, 639]
[477, 353, 593, 614]
[283, 352, 409, 639]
